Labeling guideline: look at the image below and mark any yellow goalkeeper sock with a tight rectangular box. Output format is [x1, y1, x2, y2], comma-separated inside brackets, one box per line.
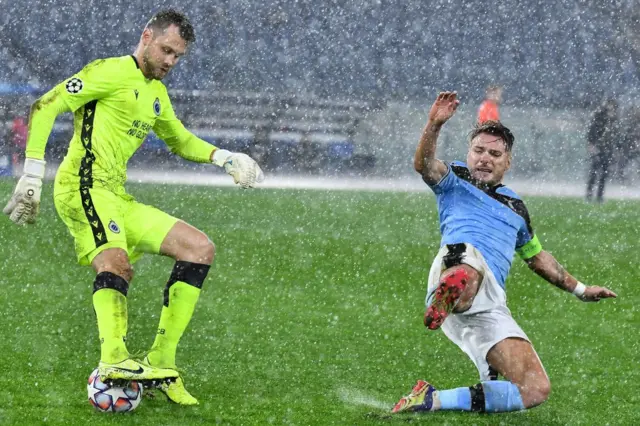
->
[148, 261, 210, 368]
[92, 272, 130, 364]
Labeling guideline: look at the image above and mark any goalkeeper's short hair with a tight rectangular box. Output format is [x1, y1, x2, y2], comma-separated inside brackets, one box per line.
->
[146, 9, 195, 45]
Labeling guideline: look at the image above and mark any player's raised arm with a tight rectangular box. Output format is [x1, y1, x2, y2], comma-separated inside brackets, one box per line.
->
[415, 91, 459, 185]
[524, 250, 617, 302]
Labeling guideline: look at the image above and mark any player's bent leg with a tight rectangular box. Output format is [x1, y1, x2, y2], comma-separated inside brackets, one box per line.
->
[400, 306, 540, 413]
[486, 337, 551, 409]
[92, 247, 135, 282]
[159, 221, 215, 264]
[392, 376, 530, 414]
[392, 379, 526, 414]
[404, 340, 545, 414]
[91, 248, 180, 382]
[149, 221, 214, 368]
[145, 221, 214, 404]
[424, 264, 481, 330]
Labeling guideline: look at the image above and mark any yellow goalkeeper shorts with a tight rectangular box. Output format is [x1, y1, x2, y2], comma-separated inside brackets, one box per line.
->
[53, 183, 178, 266]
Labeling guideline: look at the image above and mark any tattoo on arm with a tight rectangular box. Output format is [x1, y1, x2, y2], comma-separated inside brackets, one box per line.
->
[527, 251, 574, 292]
[552, 259, 567, 286]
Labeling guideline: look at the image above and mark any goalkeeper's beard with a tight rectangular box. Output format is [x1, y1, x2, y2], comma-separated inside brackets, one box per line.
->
[142, 49, 167, 80]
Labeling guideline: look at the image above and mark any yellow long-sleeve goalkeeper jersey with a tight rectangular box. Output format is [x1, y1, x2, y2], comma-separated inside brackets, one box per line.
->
[26, 55, 215, 193]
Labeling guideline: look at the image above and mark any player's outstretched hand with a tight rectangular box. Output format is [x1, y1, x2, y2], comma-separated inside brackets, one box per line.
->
[3, 159, 45, 225]
[428, 91, 460, 126]
[580, 285, 617, 302]
[212, 149, 264, 189]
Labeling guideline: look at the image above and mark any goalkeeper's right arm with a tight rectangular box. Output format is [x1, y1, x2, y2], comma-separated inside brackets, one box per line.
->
[25, 88, 70, 160]
[3, 88, 69, 225]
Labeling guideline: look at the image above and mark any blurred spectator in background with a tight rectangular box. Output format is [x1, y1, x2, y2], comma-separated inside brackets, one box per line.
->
[477, 85, 502, 124]
[585, 98, 619, 203]
[0, 104, 11, 176]
[296, 131, 322, 173]
[11, 109, 28, 168]
[614, 105, 640, 183]
[249, 125, 271, 170]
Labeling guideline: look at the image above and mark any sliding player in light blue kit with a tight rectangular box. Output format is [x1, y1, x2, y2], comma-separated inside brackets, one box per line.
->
[392, 92, 617, 414]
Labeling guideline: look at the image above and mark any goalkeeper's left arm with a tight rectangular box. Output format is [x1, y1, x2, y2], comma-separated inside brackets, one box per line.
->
[153, 91, 263, 188]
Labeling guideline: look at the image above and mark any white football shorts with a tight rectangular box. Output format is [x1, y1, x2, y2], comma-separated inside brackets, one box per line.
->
[425, 243, 531, 381]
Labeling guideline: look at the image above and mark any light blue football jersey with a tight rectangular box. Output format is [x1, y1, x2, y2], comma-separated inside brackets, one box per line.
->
[427, 161, 541, 289]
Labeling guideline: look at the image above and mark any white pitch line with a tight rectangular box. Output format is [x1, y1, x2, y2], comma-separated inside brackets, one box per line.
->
[30, 164, 640, 199]
[125, 169, 640, 199]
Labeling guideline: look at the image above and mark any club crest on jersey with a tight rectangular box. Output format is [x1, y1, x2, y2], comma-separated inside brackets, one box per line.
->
[153, 97, 161, 116]
[108, 220, 120, 234]
[66, 78, 83, 94]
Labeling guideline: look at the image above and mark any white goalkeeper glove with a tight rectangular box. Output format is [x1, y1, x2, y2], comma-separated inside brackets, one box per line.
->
[212, 149, 264, 189]
[3, 158, 45, 225]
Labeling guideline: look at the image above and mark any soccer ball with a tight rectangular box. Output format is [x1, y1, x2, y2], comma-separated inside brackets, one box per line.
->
[87, 368, 143, 412]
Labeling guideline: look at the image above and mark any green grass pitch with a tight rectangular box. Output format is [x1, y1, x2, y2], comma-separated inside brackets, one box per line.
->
[0, 179, 637, 425]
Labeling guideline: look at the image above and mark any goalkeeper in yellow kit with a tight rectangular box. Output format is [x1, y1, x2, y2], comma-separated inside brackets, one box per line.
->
[3, 9, 263, 405]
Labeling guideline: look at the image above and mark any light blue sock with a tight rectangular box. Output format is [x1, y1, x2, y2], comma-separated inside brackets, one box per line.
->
[482, 381, 525, 412]
[436, 387, 471, 410]
[436, 381, 525, 412]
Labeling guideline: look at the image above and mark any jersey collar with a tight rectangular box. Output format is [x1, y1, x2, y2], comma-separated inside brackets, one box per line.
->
[451, 162, 503, 192]
[130, 55, 154, 82]
[130, 55, 140, 69]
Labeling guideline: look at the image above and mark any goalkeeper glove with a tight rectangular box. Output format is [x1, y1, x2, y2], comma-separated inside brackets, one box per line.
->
[212, 149, 264, 189]
[3, 158, 45, 225]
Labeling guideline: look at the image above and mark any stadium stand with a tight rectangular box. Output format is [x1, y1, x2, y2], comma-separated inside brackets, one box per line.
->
[1, 1, 639, 175]
[1, 0, 639, 107]
[162, 90, 381, 173]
